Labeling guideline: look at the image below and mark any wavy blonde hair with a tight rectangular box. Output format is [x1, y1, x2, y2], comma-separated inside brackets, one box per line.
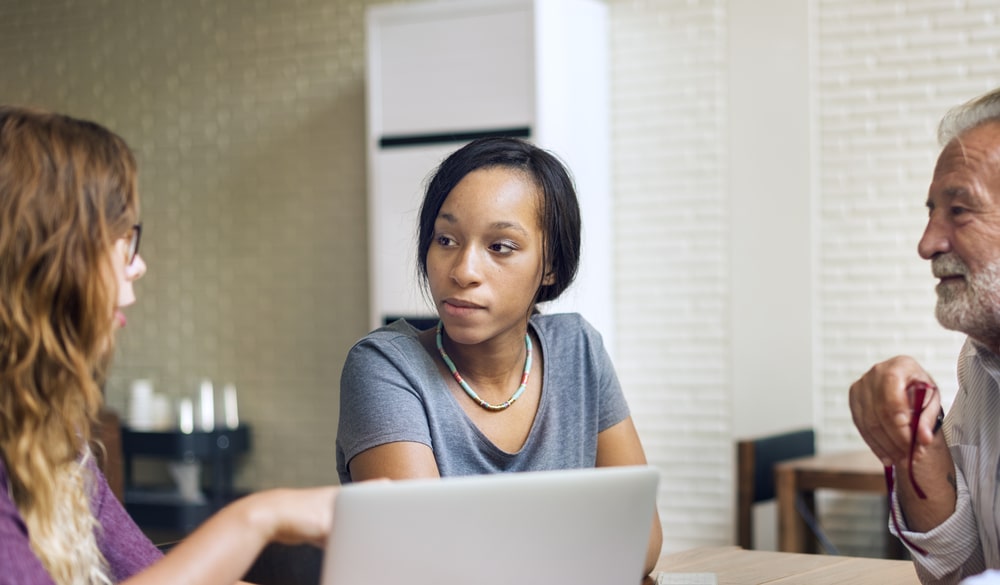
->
[0, 106, 139, 584]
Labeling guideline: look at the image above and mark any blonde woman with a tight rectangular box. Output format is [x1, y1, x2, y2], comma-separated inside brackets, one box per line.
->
[0, 106, 337, 585]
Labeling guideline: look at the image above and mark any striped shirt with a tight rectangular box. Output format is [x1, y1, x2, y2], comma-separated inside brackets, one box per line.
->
[893, 337, 1000, 584]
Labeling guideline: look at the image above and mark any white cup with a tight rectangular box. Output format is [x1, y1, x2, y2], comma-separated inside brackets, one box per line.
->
[222, 383, 239, 429]
[178, 398, 194, 434]
[199, 379, 215, 432]
[167, 459, 205, 503]
[151, 394, 172, 430]
[128, 379, 155, 430]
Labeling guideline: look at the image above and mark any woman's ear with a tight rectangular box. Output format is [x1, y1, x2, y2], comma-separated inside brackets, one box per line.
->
[542, 270, 556, 286]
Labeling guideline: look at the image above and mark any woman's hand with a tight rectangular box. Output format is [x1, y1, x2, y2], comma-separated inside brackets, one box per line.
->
[125, 486, 339, 585]
[247, 487, 338, 548]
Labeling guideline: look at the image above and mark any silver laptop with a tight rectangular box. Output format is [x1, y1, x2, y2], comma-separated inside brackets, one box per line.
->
[320, 465, 660, 585]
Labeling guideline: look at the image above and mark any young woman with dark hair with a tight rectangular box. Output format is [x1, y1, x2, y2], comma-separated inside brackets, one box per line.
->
[337, 136, 662, 573]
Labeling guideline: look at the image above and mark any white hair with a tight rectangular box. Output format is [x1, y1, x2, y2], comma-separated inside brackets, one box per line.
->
[938, 87, 1000, 146]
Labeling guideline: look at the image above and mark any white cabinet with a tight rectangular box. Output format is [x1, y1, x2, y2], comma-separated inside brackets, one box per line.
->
[366, 0, 613, 350]
[371, 2, 534, 136]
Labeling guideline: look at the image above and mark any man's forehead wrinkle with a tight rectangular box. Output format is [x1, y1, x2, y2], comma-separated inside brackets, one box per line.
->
[985, 135, 1000, 171]
[961, 121, 1000, 167]
[958, 135, 969, 163]
[935, 127, 1000, 191]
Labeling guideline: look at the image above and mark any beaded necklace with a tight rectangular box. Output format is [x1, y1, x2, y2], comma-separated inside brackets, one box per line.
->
[435, 321, 532, 412]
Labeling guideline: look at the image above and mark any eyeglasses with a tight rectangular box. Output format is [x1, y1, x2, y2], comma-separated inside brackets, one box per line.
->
[883, 380, 943, 557]
[126, 223, 142, 266]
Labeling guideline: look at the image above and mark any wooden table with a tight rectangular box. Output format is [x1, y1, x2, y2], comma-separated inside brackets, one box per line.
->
[649, 546, 917, 584]
[774, 450, 903, 558]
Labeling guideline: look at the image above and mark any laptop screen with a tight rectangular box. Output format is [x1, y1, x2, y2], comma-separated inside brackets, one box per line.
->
[320, 466, 659, 585]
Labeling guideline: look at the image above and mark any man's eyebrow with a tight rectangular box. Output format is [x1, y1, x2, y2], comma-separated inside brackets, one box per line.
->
[927, 187, 970, 207]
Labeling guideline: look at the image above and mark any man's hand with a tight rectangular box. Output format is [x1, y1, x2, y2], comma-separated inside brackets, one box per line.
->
[849, 356, 942, 466]
[850, 356, 955, 532]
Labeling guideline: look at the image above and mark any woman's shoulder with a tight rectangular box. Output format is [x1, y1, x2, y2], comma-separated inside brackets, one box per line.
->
[350, 319, 424, 351]
[343, 319, 436, 377]
[530, 313, 609, 356]
[530, 312, 596, 337]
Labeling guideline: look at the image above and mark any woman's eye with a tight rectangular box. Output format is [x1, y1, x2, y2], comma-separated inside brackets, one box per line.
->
[435, 234, 455, 246]
[489, 241, 517, 254]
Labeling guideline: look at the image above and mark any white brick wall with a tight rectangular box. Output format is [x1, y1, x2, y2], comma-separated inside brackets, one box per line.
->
[612, 0, 1000, 557]
[816, 0, 1000, 556]
[610, 0, 732, 553]
[816, 0, 1000, 444]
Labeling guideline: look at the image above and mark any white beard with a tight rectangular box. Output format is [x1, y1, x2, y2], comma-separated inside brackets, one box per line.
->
[933, 253, 1000, 343]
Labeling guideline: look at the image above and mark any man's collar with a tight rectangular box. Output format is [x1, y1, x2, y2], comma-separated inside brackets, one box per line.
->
[969, 336, 1000, 357]
[968, 337, 1000, 375]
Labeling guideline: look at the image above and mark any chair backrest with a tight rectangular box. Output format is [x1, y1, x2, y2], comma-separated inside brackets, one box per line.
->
[735, 428, 815, 549]
[93, 406, 125, 503]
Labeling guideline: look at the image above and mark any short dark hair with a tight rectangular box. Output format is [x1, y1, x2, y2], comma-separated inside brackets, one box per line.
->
[417, 136, 581, 304]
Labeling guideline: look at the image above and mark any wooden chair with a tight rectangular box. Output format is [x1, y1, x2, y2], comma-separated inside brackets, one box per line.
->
[736, 428, 838, 553]
[93, 406, 125, 503]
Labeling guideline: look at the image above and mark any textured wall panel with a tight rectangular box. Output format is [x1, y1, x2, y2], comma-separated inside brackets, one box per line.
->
[0, 0, 378, 491]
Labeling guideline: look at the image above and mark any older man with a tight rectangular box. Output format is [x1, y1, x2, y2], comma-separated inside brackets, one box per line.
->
[850, 87, 1000, 584]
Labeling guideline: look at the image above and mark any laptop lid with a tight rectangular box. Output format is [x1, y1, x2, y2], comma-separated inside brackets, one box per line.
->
[320, 465, 660, 585]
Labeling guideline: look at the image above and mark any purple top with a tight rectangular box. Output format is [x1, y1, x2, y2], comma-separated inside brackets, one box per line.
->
[0, 457, 162, 584]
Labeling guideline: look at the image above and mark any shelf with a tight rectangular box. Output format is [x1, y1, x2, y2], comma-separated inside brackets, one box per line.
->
[125, 488, 214, 534]
[121, 425, 250, 459]
[121, 425, 251, 534]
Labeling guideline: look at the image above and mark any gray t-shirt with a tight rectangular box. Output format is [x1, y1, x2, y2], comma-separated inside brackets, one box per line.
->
[336, 312, 631, 483]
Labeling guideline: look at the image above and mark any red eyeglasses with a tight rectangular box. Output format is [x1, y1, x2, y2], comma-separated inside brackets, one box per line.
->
[884, 380, 943, 557]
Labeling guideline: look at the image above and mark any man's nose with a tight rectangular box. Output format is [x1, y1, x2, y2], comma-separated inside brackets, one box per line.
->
[917, 212, 951, 260]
